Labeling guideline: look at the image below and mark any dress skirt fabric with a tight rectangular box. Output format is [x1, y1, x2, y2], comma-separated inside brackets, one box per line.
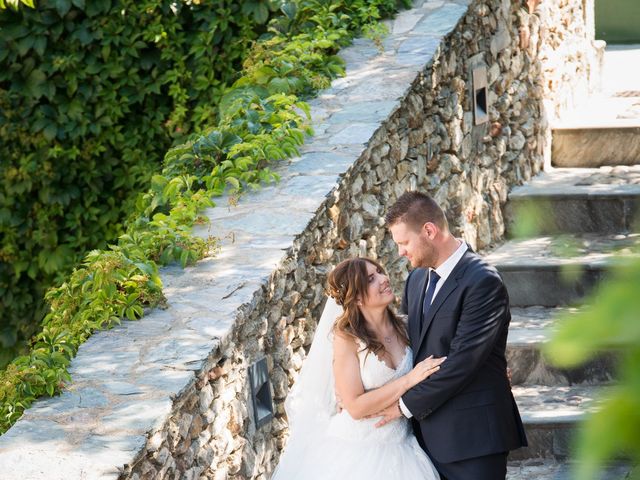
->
[272, 345, 439, 480]
[273, 412, 439, 479]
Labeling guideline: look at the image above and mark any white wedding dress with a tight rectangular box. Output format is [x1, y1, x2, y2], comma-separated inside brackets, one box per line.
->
[271, 298, 440, 480]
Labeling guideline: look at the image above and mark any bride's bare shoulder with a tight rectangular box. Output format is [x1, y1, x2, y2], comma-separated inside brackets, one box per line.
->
[333, 329, 359, 352]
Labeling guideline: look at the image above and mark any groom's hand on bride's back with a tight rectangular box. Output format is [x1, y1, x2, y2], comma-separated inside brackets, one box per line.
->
[371, 402, 403, 428]
[372, 355, 445, 428]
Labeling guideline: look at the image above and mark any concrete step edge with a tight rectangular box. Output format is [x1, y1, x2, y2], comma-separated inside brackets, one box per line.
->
[552, 124, 640, 131]
[507, 459, 633, 479]
[506, 165, 640, 199]
[486, 234, 640, 269]
[513, 384, 607, 425]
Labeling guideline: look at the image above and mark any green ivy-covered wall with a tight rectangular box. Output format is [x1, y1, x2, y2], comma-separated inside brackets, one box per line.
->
[0, 0, 282, 367]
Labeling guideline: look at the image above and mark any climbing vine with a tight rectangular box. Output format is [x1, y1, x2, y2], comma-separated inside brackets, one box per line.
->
[0, 0, 282, 367]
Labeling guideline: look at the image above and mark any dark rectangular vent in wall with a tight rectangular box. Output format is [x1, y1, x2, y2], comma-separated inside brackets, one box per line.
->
[249, 357, 274, 429]
[472, 66, 489, 125]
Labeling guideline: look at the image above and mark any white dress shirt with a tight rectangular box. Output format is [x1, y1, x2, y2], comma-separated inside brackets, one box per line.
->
[399, 240, 468, 418]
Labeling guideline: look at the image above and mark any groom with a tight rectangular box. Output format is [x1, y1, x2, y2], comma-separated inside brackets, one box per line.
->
[376, 191, 527, 480]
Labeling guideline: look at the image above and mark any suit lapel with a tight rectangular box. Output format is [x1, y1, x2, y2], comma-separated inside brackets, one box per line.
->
[409, 269, 429, 352]
[415, 276, 459, 355]
[413, 249, 474, 360]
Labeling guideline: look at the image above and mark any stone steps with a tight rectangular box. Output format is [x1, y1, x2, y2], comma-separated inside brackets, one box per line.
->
[507, 307, 617, 386]
[506, 459, 633, 479]
[509, 384, 605, 460]
[552, 125, 640, 167]
[504, 166, 640, 235]
[486, 233, 640, 306]
[504, 45, 639, 469]
[551, 88, 640, 168]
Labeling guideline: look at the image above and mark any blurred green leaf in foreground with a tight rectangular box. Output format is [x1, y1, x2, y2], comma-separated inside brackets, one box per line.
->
[511, 198, 639, 478]
[544, 252, 640, 479]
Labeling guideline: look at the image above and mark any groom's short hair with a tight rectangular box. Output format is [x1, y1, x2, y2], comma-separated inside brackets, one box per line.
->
[385, 191, 448, 231]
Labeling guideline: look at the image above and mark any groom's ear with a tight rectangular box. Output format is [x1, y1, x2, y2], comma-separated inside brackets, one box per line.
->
[422, 222, 438, 239]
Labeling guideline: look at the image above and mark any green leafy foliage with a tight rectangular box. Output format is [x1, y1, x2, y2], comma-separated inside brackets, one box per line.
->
[512, 202, 640, 478]
[0, 0, 409, 435]
[544, 253, 640, 479]
[0, 247, 166, 432]
[0, 0, 35, 10]
[0, 0, 279, 366]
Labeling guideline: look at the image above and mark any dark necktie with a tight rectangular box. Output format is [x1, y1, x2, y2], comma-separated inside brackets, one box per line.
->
[421, 270, 441, 323]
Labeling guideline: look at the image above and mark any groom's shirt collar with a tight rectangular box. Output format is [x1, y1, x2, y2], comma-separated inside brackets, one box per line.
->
[429, 239, 467, 298]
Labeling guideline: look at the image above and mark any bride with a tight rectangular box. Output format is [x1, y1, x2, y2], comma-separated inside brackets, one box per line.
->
[271, 257, 444, 479]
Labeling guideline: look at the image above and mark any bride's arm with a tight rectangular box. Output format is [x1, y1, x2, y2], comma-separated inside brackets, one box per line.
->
[333, 332, 443, 420]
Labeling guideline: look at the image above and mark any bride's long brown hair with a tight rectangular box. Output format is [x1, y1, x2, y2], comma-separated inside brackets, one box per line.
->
[327, 257, 409, 357]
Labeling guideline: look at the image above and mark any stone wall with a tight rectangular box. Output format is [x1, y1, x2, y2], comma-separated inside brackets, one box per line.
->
[0, 0, 601, 479]
[535, 0, 603, 120]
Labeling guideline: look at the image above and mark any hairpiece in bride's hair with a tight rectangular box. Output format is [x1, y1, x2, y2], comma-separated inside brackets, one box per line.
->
[327, 283, 347, 306]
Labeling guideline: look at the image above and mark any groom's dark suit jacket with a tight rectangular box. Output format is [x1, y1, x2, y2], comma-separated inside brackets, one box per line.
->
[401, 248, 527, 464]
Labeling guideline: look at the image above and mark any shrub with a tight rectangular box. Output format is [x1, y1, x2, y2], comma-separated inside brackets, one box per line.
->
[0, 0, 281, 365]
